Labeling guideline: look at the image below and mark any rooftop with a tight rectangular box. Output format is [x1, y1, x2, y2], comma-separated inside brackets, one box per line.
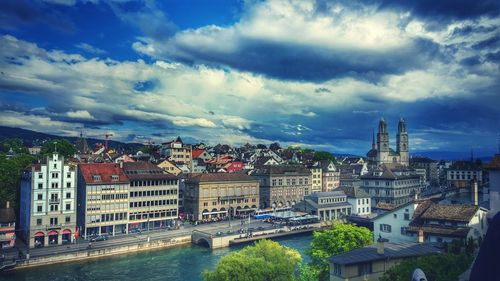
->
[186, 173, 258, 183]
[122, 161, 177, 180]
[79, 163, 129, 184]
[328, 242, 442, 265]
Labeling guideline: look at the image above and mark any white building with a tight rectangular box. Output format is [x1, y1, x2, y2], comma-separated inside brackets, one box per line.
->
[341, 187, 371, 216]
[20, 153, 77, 248]
[373, 201, 419, 243]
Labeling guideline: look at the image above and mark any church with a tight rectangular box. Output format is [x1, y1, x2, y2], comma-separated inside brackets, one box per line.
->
[367, 118, 409, 166]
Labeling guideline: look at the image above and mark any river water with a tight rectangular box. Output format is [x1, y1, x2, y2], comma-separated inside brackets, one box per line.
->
[0, 234, 313, 281]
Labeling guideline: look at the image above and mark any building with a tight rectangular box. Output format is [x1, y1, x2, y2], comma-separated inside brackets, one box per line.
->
[77, 163, 129, 238]
[341, 186, 371, 216]
[361, 164, 422, 207]
[366, 118, 409, 167]
[320, 160, 340, 192]
[446, 160, 483, 189]
[157, 159, 183, 176]
[487, 154, 500, 216]
[0, 202, 16, 248]
[28, 146, 41, 155]
[192, 159, 207, 173]
[294, 191, 352, 221]
[192, 149, 212, 162]
[328, 239, 442, 281]
[20, 153, 77, 248]
[405, 201, 488, 243]
[309, 162, 323, 194]
[410, 157, 438, 186]
[183, 173, 260, 221]
[373, 200, 420, 243]
[122, 162, 179, 231]
[251, 165, 311, 209]
[160, 137, 192, 169]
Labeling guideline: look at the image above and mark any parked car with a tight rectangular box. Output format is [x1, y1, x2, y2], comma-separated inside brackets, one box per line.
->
[90, 235, 108, 242]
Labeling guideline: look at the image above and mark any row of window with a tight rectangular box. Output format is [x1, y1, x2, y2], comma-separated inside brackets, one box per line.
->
[86, 203, 128, 211]
[271, 177, 309, 186]
[37, 182, 73, 189]
[319, 197, 345, 204]
[130, 199, 177, 208]
[130, 179, 178, 187]
[37, 172, 73, 179]
[36, 203, 72, 213]
[130, 189, 178, 197]
[36, 192, 72, 201]
[87, 212, 128, 224]
[129, 210, 177, 221]
[35, 216, 71, 226]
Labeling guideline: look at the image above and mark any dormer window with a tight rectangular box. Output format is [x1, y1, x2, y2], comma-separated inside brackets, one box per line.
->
[111, 175, 119, 181]
[93, 175, 101, 181]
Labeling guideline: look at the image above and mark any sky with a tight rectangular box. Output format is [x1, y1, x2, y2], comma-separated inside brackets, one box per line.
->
[0, 0, 499, 157]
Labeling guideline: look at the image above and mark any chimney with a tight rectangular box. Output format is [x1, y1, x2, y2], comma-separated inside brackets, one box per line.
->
[472, 180, 478, 206]
[414, 192, 419, 201]
[377, 236, 389, 255]
[418, 229, 424, 243]
[5, 201, 10, 209]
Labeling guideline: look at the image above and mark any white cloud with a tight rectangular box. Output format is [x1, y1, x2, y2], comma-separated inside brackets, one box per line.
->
[66, 110, 96, 120]
[75, 43, 107, 55]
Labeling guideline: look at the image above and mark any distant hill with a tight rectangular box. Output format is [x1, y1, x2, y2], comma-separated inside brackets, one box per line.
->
[0, 126, 143, 151]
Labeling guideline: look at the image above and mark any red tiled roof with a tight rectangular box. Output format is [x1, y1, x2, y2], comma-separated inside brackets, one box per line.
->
[79, 163, 129, 184]
[192, 149, 205, 159]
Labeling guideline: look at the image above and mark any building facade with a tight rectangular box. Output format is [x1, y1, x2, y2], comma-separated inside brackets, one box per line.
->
[183, 173, 260, 221]
[160, 137, 192, 169]
[77, 163, 129, 238]
[309, 163, 323, 194]
[366, 118, 409, 167]
[20, 153, 77, 248]
[341, 187, 371, 216]
[321, 160, 340, 192]
[446, 161, 483, 189]
[252, 165, 311, 209]
[122, 162, 179, 231]
[361, 164, 422, 207]
[294, 191, 352, 221]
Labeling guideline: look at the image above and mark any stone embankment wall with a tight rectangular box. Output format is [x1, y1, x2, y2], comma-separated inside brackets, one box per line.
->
[15, 235, 192, 269]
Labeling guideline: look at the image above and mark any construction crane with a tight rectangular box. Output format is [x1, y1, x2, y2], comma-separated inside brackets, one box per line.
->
[87, 133, 114, 150]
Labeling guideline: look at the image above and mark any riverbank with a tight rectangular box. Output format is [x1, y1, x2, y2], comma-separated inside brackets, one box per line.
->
[12, 235, 192, 270]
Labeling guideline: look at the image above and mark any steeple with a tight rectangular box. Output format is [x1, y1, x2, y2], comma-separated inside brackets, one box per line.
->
[398, 117, 406, 133]
[372, 129, 376, 149]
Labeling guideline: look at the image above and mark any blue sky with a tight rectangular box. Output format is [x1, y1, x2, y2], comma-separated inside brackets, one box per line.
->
[0, 0, 499, 158]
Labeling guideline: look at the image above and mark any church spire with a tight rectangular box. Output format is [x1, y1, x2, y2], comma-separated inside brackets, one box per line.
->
[372, 129, 376, 149]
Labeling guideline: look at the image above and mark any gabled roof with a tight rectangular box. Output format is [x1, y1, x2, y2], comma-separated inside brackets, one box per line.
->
[340, 186, 370, 198]
[192, 149, 206, 159]
[418, 203, 478, 222]
[328, 242, 442, 265]
[79, 163, 129, 184]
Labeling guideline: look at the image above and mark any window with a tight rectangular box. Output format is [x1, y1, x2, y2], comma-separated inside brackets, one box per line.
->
[38, 173, 43, 179]
[52, 173, 58, 179]
[333, 263, 342, 276]
[111, 175, 119, 181]
[93, 175, 101, 181]
[393, 214, 397, 219]
[50, 204, 58, 212]
[67, 172, 71, 178]
[50, 217, 58, 225]
[38, 183, 43, 189]
[66, 192, 71, 199]
[36, 219, 42, 226]
[67, 182, 71, 188]
[37, 194, 43, 200]
[37, 205, 43, 212]
[404, 213, 410, 220]
[51, 182, 58, 188]
[65, 216, 71, 223]
[380, 224, 392, 233]
[66, 203, 71, 211]
[358, 262, 372, 276]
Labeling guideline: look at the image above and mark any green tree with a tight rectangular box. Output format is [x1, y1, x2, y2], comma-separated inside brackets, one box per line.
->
[379, 254, 473, 281]
[0, 153, 35, 207]
[297, 264, 320, 281]
[313, 151, 336, 163]
[307, 224, 372, 280]
[0, 138, 28, 154]
[203, 239, 302, 281]
[41, 139, 76, 158]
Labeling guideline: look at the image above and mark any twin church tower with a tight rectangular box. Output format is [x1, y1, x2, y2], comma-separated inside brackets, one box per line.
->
[366, 118, 409, 166]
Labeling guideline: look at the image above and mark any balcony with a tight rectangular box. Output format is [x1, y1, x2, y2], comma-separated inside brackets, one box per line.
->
[49, 198, 60, 204]
[46, 224, 62, 230]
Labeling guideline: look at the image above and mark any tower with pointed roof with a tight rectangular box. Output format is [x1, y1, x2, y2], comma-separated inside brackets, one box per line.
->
[377, 118, 390, 164]
[396, 118, 409, 166]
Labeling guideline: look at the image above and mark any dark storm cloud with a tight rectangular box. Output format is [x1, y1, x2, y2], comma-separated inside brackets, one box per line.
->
[378, 0, 500, 21]
[0, 0, 75, 33]
[167, 37, 442, 82]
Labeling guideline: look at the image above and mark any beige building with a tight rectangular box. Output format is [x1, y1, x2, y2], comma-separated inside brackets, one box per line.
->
[77, 163, 129, 238]
[161, 136, 192, 169]
[320, 160, 340, 192]
[157, 159, 183, 176]
[251, 165, 311, 209]
[183, 173, 260, 221]
[328, 239, 442, 281]
[20, 153, 77, 248]
[122, 162, 179, 231]
[309, 163, 323, 194]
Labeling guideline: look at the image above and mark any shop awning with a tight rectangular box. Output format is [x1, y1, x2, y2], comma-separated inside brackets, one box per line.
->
[62, 229, 72, 234]
[202, 210, 228, 215]
[48, 230, 58, 236]
[34, 232, 45, 237]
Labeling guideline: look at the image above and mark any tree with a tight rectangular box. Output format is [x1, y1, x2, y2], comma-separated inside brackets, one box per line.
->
[0, 153, 35, 207]
[313, 151, 335, 163]
[379, 254, 473, 281]
[269, 142, 281, 151]
[0, 138, 28, 154]
[203, 239, 302, 281]
[41, 139, 76, 158]
[297, 264, 320, 281]
[307, 224, 372, 280]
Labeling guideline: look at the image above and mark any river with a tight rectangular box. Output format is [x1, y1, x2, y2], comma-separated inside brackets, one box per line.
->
[0, 234, 313, 281]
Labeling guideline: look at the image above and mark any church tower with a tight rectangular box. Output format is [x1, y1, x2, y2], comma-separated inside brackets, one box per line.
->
[377, 118, 389, 164]
[397, 117, 409, 166]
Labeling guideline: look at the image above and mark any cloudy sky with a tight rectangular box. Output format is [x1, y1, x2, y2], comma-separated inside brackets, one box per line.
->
[0, 0, 499, 157]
